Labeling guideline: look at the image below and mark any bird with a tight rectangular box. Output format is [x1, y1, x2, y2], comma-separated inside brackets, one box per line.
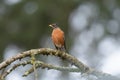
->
[49, 23, 67, 52]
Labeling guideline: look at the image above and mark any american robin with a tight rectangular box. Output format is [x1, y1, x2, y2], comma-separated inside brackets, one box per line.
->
[49, 23, 66, 52]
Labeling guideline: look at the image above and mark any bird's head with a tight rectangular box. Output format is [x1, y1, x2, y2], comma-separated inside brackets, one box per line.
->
[49, 23, 58, 29]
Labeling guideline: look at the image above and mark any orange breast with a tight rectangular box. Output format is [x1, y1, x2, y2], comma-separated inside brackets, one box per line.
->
[51, 28, 65, 47]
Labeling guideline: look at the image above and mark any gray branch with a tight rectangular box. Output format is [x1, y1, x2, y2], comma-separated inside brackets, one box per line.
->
[0, 48, 119, 80]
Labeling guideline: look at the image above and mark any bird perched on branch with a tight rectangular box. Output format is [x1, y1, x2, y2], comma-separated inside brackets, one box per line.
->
[49, 23, 67, 52]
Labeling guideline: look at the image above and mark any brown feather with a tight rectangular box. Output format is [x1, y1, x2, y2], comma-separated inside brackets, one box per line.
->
[51, 27, 66, 51]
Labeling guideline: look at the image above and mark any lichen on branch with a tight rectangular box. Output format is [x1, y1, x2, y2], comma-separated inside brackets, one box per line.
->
[1, 48, 118, 80]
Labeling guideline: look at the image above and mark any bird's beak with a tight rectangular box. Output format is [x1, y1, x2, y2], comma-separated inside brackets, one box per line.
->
[49, 24, 54, 28]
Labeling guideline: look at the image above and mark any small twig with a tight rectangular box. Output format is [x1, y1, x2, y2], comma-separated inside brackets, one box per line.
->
[0, 68, 6, 80]
[30, 53, 38, 80]
[1, 61, 31, 79]
[23, 60, 81, 76]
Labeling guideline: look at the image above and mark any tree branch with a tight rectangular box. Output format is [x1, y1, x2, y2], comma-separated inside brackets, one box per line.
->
[23, 60, 81, 77]
[0, 48, 90, 73]
[1, 61, 31, 79]
[0, 48, 120, 80]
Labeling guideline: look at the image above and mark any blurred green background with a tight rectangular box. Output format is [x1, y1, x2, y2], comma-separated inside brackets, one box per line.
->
[0, 0, 77, 61]
[1, 0, 120, 80]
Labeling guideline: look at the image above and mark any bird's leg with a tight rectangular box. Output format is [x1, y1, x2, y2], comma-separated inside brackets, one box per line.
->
[54, 45, 59, 50]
